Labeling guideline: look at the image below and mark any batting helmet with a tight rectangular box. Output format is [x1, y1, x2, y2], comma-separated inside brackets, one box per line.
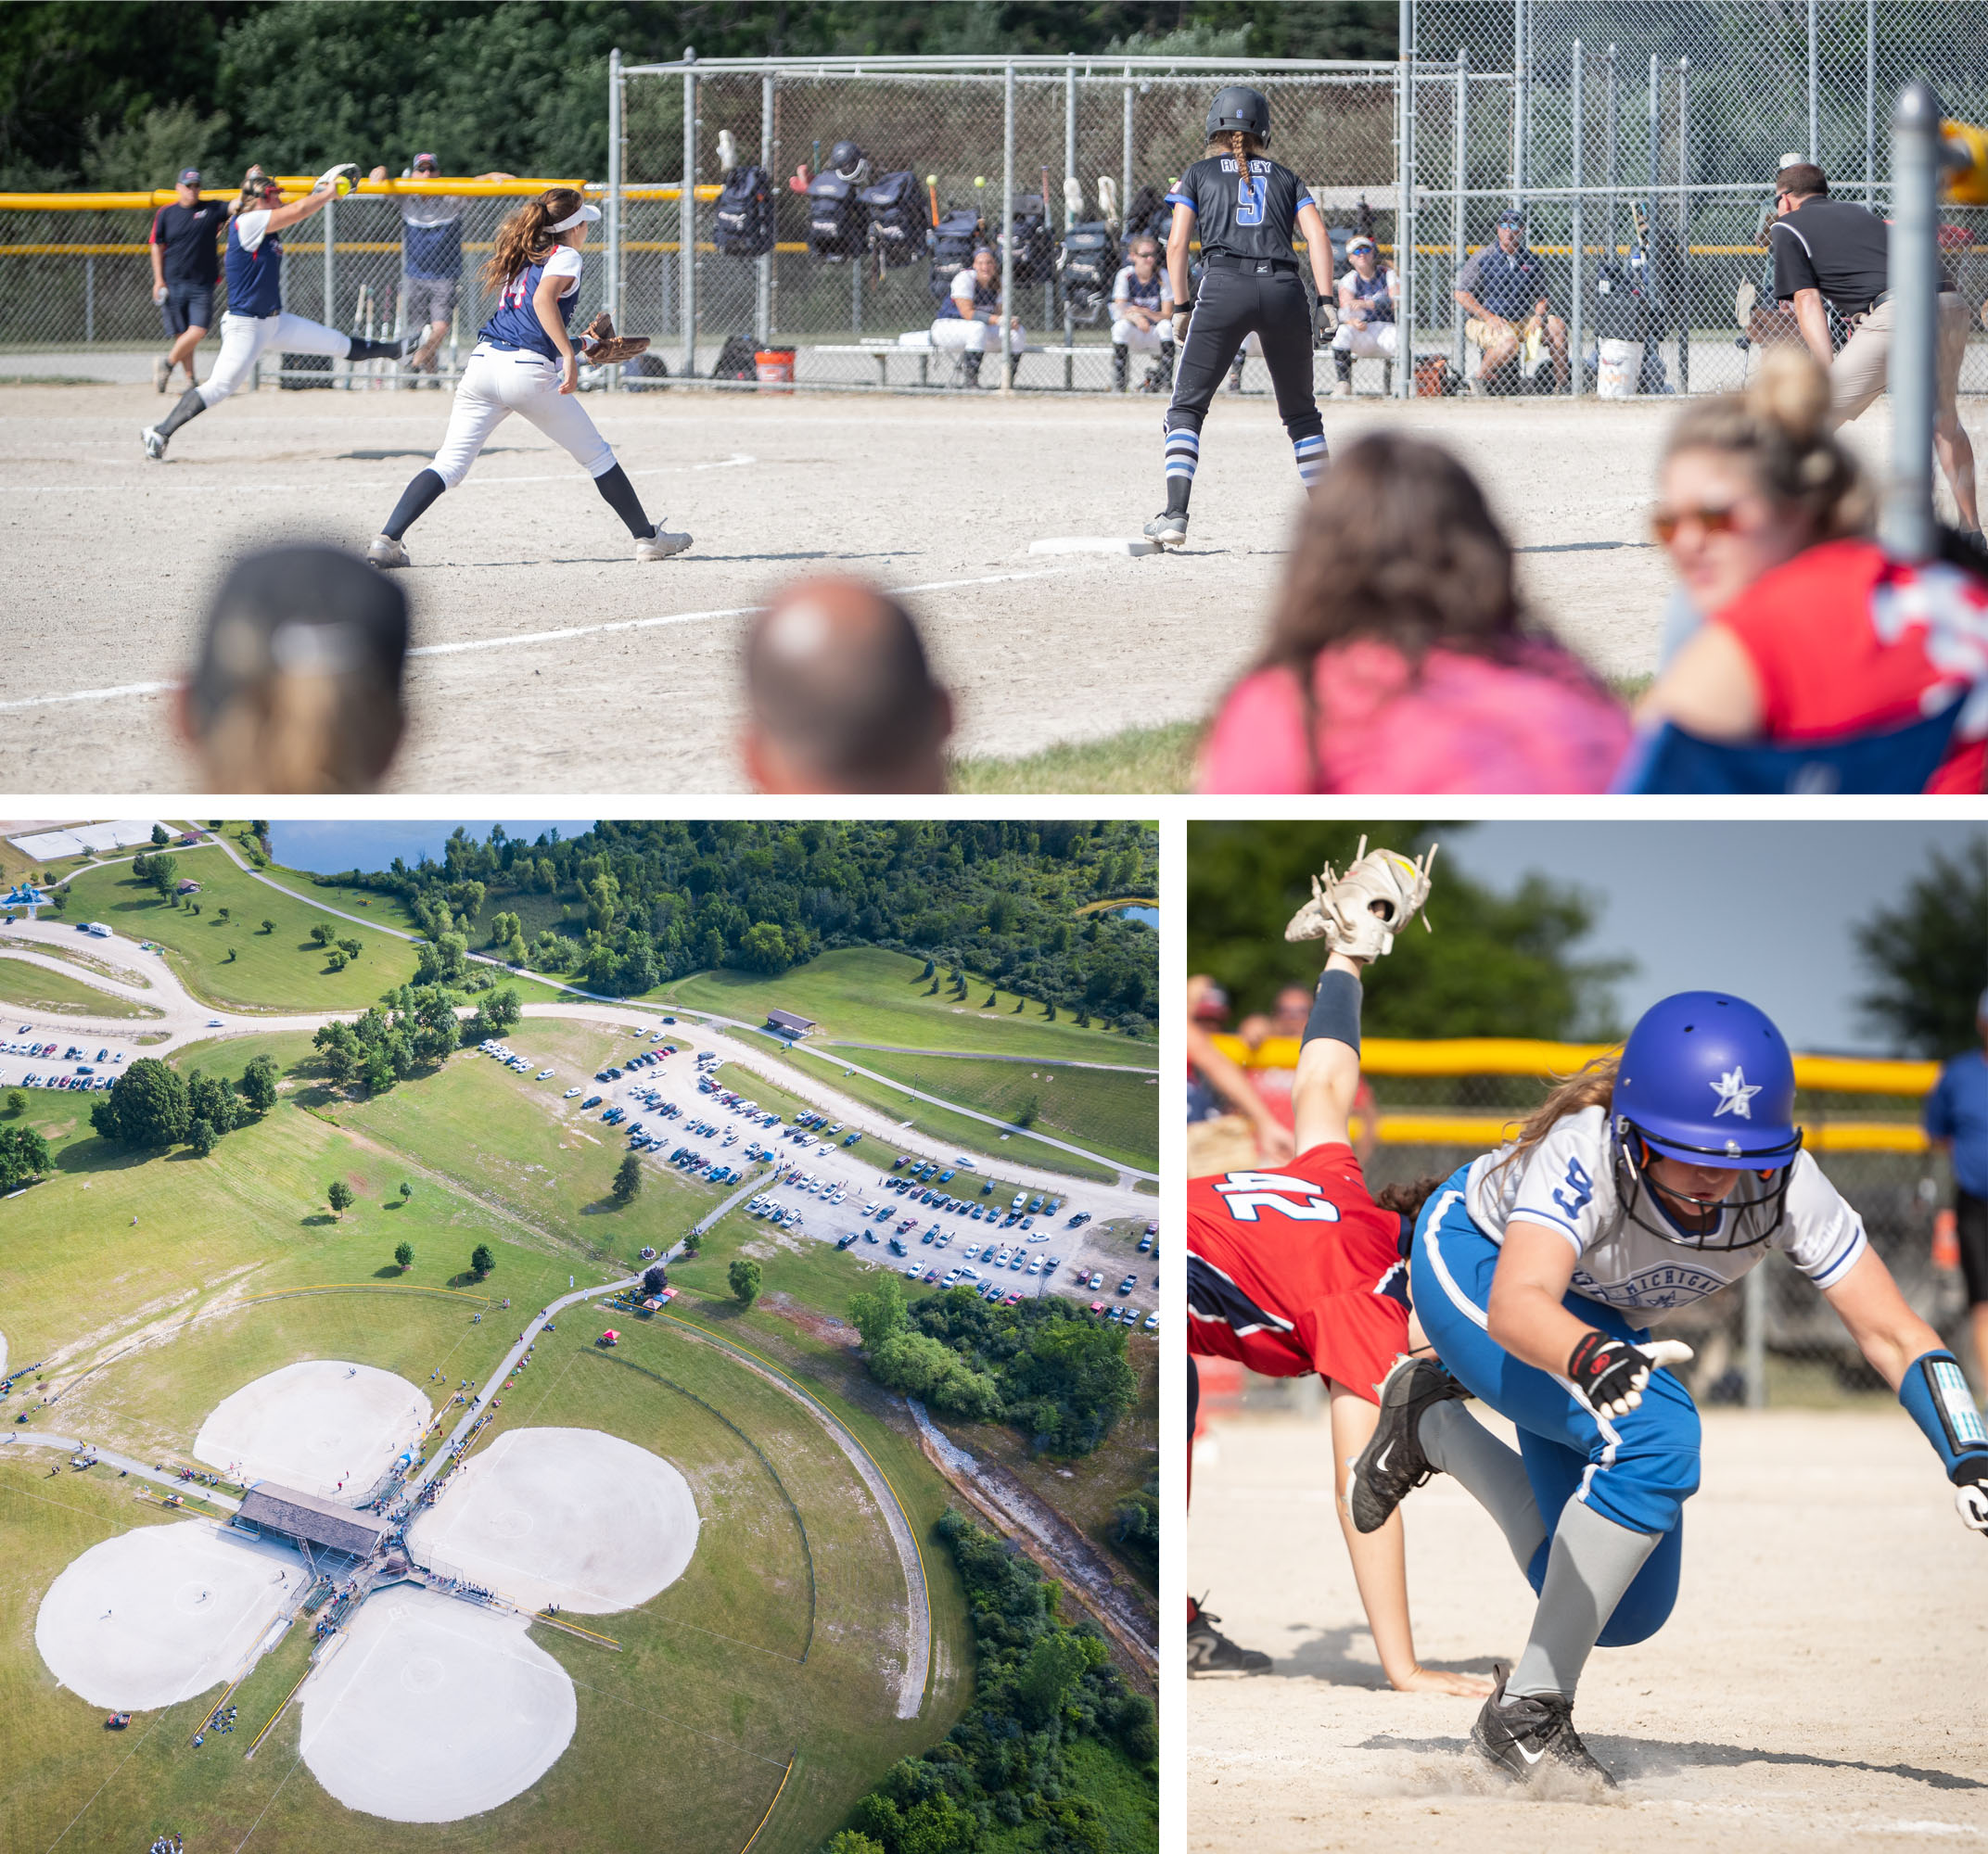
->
[1205, 85, 1271, 146]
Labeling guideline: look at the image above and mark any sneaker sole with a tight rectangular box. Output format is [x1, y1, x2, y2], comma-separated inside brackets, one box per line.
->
[1346, 1355, 1439, 1534]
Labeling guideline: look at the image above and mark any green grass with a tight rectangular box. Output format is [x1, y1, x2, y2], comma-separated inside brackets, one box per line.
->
[60, 849, 420, 1013]
[0, 955, 162, 1019]
[778, 1049, 1117, 1184]
[658, 948, 1156, 1071]
[0, 934, 153, 990]
[949, 721, 1200, 794]
[849, 1050, 1160, 1173]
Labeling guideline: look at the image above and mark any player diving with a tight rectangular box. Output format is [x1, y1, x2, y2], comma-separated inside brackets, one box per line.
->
[1145, 85, 1336, 549]
[141, 166, 413, 461]
[1346, 987, 1988, 1784]
[1187, 840, 1492, 1695]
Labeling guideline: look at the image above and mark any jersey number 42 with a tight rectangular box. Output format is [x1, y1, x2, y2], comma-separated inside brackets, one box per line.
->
[1213, 1171, 1343, 1223]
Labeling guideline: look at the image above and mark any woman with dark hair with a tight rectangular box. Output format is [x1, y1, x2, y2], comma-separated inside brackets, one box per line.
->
[366, 186, 689, 567]
[1197, 432, 1628, 792]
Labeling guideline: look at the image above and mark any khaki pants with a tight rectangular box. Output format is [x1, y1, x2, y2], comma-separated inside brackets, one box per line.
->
[1831, 292, 1970, 429]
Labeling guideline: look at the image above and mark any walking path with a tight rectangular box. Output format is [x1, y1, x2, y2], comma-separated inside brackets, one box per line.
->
[0, 1431, 240, 1511]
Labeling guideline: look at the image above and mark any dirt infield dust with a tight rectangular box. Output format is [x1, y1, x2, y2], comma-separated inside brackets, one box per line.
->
[1188, 1406, 1988, 1853]
[0, 380, 1956, 791]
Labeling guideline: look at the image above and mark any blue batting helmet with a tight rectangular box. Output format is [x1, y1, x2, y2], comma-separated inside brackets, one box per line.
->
[1613, 991, 1802, 1169]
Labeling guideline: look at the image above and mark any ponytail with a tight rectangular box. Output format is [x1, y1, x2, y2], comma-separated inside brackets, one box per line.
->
[483, 186, 585, 291]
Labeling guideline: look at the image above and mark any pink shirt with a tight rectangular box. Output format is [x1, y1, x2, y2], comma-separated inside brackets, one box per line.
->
[1199, 639, 1630, 794]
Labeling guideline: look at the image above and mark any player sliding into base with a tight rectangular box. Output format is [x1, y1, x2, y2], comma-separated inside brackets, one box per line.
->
[1187, 840, 1490, 1695]
[366, 186, 688, 568]
[1350, 990, 1988, 1784]
[1145, 86, 1335, 551]
[142, 167, 413, 461]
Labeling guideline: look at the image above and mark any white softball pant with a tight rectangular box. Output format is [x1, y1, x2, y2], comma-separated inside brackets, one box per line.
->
[198, 311, 351, 407]
[924, 317, 1026, 354]
[1110, 318, 1174, 352]
[1332, 322, 1400, 360]
[428, 344, 616, 489]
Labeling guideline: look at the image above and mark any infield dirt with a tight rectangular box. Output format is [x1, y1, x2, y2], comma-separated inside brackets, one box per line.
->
[0, 382, 1955, 790]
[1187, 1404, 1987, 1853]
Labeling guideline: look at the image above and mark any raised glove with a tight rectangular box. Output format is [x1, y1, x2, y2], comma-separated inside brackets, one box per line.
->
[1315, 298, 1339, 342]
[1956, 1458, 1988, 1537]
[1567, 1333, 1694, 1419]
[313, 162, 359, 195]
[1283, 836, 1438, 959]
[580, 311, 651, 366]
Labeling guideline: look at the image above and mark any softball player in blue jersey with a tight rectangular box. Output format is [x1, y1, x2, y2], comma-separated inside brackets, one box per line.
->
[366, 186, 689, 567]
[1144, 86, 1337, 549]
[1346, 990, 1988, 1784]
[142, 167, 412, 460]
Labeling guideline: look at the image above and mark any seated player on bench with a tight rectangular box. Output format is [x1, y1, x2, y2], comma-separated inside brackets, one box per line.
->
[924, 245, 1026, 387]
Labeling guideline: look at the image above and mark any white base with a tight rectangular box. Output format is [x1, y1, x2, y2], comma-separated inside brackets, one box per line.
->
[1027, 537, 1161, 557]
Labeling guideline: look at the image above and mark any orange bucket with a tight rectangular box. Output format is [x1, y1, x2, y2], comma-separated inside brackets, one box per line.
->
[755, 349, 796, 389]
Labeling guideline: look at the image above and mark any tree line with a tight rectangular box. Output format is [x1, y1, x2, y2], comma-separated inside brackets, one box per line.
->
[323, 819, 1159, 1034]
[827, 1508, 1154, 1854]
[89, 1050, 280, 1158]
[847, 1274, 1137, 1456]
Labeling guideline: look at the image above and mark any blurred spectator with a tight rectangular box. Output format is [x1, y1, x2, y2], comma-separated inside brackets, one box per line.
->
[742, 577, 953, 793]
[180, 545, 408, 792]
[1255, 981, 1378, 1165]
[1185, 973, 1293, 1164]
[1769, 160, 1978, 534]
[1191, 979, 1231, 1030]
[1924, 991, 1988, 1391]
[1110, 235, 1174, 392]
[1235, 1011, 1273, 1050]
[148, 168, 230, 395]
[1198, 432, 1628, 792]
[367, 153, 516, 375]
[1455, 210, 1567, 394]
[1269, 984, 1315, 1039]
[1330, 234, 1397, 397]
[1637, 349, 1988, 792]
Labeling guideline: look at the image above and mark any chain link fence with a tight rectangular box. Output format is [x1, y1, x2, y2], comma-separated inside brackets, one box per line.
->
[1193, 1052, 1969, 1408]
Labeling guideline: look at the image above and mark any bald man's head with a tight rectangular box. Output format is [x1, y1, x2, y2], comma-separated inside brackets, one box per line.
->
[743, 577, 953, 793]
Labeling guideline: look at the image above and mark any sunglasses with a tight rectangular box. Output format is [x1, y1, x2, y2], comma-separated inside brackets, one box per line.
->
[1650, 502, 1747, 544]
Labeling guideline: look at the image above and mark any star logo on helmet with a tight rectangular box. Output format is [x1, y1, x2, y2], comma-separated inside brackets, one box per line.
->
[1711, 1066, 1760, 1119]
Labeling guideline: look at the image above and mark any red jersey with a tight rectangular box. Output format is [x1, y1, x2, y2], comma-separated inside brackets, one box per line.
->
[1715, 538, 1988, 794]
[1186, 1142, 1408, 1403]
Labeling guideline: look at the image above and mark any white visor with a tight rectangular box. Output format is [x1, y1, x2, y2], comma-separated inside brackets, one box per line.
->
[550, 202, 601, 233]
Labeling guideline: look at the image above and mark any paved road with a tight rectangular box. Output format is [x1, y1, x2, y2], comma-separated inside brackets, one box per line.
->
[0, 1431, 240, 1511]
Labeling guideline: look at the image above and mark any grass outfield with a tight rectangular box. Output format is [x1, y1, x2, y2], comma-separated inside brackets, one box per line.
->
[0, 1287, 971, 1854]
[60, 850, 420, 1013]
[777, 1048, 1116, 1184]
[949, 721, 1200, 795]
[0, 954, 162, 1019]
[850, 1049, 1159, 1173]
[660, 947, 1156, 1070]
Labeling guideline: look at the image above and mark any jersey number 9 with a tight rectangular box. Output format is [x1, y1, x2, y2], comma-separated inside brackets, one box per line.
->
[1236, 173, 1266, 227]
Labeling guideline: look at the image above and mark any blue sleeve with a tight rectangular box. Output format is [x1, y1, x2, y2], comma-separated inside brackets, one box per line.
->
[1165, 185, 1195, 213]
[1924, 1066, 1955, 1138]
[1900, 1350, 1988, 1478]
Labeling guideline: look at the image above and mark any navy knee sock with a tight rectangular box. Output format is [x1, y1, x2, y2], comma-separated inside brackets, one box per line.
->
[156, 387, 206, 438]
[383, 468, 445, 541]
[593, 464, 653, 539]
[344, 334, 406, 363]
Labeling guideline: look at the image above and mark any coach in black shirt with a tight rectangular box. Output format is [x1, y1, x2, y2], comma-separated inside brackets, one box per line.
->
[148, 168, 230, 396]
[1770, 160, 1977, 532]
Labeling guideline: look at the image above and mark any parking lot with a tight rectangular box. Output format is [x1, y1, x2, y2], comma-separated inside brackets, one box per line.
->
[0, 1024, 127, 1095]
[477, 1027, 1160, 1323]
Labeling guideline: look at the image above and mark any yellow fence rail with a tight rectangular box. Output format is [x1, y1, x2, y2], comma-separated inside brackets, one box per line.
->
[1350, 1111, 1929, 1153]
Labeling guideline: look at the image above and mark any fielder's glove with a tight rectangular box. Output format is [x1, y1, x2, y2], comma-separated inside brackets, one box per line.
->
[1567, 1333, 1695, 1419]
[1283, 837, 1438, 959]
[1955, 1457, 1988, 1537]
[1315, 298, 1339, 343]
[580, 311, 651, 366]
[313, 162, 359, 194]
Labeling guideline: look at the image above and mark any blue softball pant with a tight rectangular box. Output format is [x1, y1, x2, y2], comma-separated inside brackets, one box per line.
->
[1410, 1165, 1700, 1646]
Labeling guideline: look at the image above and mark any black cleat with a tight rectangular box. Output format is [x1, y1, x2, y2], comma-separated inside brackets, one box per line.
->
[1472, 1665, 1617, 1787]
[1346, 1353, 1468, 1534]
[1186, 1600, 1271, 1677]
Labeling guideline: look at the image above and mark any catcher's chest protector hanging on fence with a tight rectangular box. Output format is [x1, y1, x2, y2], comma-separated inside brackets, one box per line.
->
[860, 171, 926, 268]
[805, 171, 865, 261]
[1058, 222, 1116, 318]
[928, 206, 982, 300]
[713, 165, 775, 256]
[1002, 209, 1054, 286]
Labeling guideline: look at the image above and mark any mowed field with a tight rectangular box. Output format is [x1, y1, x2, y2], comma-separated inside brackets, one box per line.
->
[0, 953, 161, 1018]
[665, 946, 1157, 1069]
[6, 377, 1921, 791]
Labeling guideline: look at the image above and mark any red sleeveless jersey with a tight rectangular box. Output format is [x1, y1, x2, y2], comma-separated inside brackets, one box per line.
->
[1186, 1142, 1408, 1403]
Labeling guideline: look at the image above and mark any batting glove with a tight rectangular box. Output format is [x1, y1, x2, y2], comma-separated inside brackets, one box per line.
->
[1315, 299, 1339, 343]
[1956, 1458, 1988, 1537]
[1171, 307, 1192, 344]
[1567, 1333, 1695, 1419]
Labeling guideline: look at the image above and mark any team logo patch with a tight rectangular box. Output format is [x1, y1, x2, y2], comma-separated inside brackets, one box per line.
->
[1710, 1066, 1760, 1119]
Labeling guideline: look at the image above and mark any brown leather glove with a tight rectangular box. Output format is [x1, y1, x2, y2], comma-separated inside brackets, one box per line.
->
[580, 311, 650, 366]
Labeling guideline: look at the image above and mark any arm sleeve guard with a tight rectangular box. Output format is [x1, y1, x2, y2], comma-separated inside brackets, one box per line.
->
[1301, 967, 1361, 1056]
[1899, 1350, 1988, 1479]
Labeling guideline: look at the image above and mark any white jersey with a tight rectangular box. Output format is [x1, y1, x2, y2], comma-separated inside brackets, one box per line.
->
[1461, 1105, 1866, 1314]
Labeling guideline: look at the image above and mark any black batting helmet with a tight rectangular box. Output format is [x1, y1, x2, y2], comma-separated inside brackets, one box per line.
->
[828, 139, 866, 175]
[1205, 85, 1271, 146]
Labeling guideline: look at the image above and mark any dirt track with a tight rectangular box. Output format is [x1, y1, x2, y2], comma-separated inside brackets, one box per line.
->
[1188, 1405, 1988, 1852]
[0, 378, 1954, 791]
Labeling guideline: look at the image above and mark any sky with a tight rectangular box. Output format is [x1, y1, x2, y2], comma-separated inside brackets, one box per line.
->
[1439, 820, 1988, 1054]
